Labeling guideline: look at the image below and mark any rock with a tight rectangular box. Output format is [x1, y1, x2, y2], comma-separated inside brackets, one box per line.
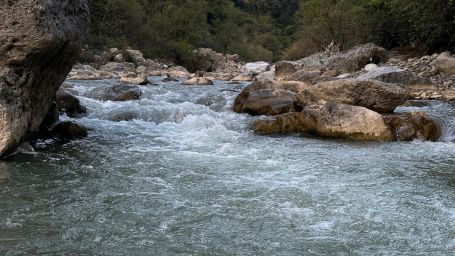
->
[87, 84, 142, 101]
[187, 48, 226, 73]
[275, 61, 299, 80]
[39, 102, 60, 132]
[162, 74, 179, 82]
[357, 66, 436, 90]
[298, 43, 388, 74]
[56, 89, 87, 117]
[435, 52, 455, 75]
[120, 73, 149, 85]
[0, 0, 90, 156]
[322, 69, 337, 77]
[51, 122, 88, 141]
[296, 79, 409, 113]
[182, 77, 214, 85]
[243, 61, 270, 75]
[108, 109, 139, 122]
[256, 70, 275, 81]
[364, 63, 379, 71]
[114, 53, 126, 63]
[241, 89, 297, 116]
[233, 78, 278, 113]
[95, 71, 119, 80]
[231, 73, 254, 82]
[286, 68, 322, 83]
[99, 62, 129, 75]
[383, 111, 441, 141]
[125, 49, 147, 66]
[254, 102, 394, 141]
[204, 72, 234, 81]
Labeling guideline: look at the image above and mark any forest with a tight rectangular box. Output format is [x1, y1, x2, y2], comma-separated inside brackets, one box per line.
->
[88, 0, 455, 63]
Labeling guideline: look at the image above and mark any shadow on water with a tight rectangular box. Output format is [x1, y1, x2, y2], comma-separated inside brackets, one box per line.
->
[0, 162, 11, 182]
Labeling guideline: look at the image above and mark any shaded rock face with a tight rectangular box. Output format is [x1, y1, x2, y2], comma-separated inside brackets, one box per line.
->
[241, 89, 298, 116]
[254, 102, 394, 141]
[0, 0, 90, 156]
[296, 79, 409, 113]
[357, 66, 435, 89]
[56, 89, 87, 118]
[383, 111, 441, 141]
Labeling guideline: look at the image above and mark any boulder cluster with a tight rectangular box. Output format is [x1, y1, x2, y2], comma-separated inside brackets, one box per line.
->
[234, 43, 450, 142]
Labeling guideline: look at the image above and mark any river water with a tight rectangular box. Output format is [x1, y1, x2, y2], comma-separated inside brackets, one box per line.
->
[1, 77, 455, 255]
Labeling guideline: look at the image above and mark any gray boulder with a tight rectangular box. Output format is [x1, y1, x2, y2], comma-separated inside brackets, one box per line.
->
[0, 0, 90, 156]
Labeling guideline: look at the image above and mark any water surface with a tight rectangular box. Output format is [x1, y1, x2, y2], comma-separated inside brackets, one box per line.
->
[1, 78, 455, 255]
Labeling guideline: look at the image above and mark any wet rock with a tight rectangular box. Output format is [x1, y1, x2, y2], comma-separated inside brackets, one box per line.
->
[435, 52, 455, 75]
[108, 109, 139, 122]
[233, 78, 278, 113]
[383, 111, 441, 141]
[51, 122, 88, 141]
[364, 63, 379, 71]
[254, 102, 394, 141]
[56, 89, 87, 117]
[87, 84, 142, 101]
[296, 79, 409, 113]
[162, 74, 179, 82]
[243, 61, 271, 75]
[182, 77, 214, 85]
[241, 89, 297, 116]
[357, 66, 436, 90]
[0, 0, 90, 156]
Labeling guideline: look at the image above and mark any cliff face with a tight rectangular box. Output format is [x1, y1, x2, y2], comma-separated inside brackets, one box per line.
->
[0, 0, 90, 156]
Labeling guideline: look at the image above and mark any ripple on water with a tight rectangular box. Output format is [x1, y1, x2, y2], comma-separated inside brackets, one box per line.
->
[1, 79, 455, 255]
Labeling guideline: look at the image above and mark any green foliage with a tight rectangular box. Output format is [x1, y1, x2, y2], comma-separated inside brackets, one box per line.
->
[87, 0, 455, 63]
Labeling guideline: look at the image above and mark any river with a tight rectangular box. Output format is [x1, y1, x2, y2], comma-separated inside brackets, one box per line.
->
[1, 77, 455, 255]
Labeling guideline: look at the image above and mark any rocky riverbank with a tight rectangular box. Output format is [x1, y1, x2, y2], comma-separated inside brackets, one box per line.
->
[60, 43, 455, 144]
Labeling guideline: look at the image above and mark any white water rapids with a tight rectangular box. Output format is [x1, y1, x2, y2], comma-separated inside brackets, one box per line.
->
[1, 77, 455, 255]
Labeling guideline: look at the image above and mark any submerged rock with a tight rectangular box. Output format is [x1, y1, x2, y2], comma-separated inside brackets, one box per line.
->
[56, 89, 87, 117]
[87, 84, 142, 101]
[383, 111, 441, 141]
[0, 0, 90, 156]
[296, 79, 409, 113]
[51, 122, 88, 141]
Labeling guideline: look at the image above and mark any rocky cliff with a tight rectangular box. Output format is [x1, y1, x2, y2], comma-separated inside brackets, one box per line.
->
[0, 0, 90, 156]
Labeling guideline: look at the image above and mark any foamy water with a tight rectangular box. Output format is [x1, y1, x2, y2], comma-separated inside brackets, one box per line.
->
[1, 77, 455, 255]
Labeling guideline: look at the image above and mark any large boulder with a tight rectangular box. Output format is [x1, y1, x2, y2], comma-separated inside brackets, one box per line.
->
[357, 66, 436, 90]
[296, 79, 409, 113]
[0, 0, 90, 156]
[434, 52, 455, 75]
[254, 102, 394, 141]
[233, 78, 279, 113]
[240, 89, 297, 116]
[299, 43, 388, 74]
[242, 61, 270, 75]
